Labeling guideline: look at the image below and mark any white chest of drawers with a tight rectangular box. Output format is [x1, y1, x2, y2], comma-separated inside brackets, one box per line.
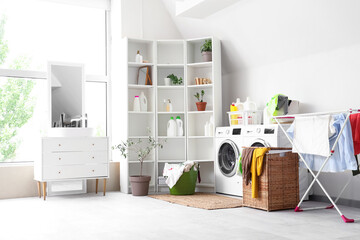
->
[34, 137, 109, 200]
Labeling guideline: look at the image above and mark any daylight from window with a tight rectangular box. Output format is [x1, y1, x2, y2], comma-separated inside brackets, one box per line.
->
[0, 0, 108, 162]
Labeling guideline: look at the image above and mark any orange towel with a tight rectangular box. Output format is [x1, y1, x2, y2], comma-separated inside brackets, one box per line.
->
[251, 148, 270, 198]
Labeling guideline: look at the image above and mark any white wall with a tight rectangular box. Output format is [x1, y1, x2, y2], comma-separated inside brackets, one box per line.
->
[162, 0, 360, 201]
[121, 0, 182, 39]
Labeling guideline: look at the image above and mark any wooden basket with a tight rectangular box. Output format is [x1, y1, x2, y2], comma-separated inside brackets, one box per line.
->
[242, 148, 299, 211]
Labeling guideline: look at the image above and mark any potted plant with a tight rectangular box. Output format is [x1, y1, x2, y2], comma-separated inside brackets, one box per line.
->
[167, 74, 183, 85]
[200, 39, 212, 62]
[113, 130, 165, 196]
[194, 90, 206, 111]
[164, 77, 171, 86]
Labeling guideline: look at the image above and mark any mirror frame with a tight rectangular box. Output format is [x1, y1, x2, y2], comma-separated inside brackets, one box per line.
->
[137, 66, 152, 85]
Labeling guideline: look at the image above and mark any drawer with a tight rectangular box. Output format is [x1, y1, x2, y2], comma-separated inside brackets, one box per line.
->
[43, 164, 108, 180]
[43, 137, 108, 152]
[43, 151, 108, 166]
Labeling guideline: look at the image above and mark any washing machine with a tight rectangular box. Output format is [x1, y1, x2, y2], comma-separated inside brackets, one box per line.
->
[215, 126, 244, 196]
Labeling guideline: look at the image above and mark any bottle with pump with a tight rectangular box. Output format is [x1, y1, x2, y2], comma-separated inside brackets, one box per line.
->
[166, 99, 173, 112]
[204, 121, 210, 136]
[133, 96, 140, 112]
[176, 116, 183, 136]
[139, 92, 148, 112]
[209, 116, 214, 136]
[167, 117, 177, 137]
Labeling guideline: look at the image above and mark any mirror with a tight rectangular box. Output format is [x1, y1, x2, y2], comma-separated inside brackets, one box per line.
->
[48, 62, 85, 128]
[137, 66, 152, 85]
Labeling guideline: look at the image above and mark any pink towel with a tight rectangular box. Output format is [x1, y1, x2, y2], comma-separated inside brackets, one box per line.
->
[350, 113, 360, 155]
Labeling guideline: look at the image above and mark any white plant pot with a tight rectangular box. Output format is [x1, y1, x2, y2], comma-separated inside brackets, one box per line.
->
[164, 78, 171, 86]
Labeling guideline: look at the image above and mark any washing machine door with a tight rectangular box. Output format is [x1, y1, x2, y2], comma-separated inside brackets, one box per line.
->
[250, 138, 270, 148]
[217, 140, 239, 177]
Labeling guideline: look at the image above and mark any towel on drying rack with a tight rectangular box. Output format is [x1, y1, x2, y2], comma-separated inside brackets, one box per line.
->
[292, 115, 335, 157]
[287, 113, 357, 172]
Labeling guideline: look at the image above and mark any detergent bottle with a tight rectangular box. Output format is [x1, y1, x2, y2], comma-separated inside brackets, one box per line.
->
[244, 97, 257, 111]
[140, 92, 148, 112]
[133, 96, 140, 112]
[209, 116, 214, 136]
[235, 98, 244, 111]
[176, 116, 183, 136]
[230, 103, 238, 125]
[167, 117, 177, 137]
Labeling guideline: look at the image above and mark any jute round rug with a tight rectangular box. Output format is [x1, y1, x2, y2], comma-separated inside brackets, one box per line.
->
[148, 193, 243, 210]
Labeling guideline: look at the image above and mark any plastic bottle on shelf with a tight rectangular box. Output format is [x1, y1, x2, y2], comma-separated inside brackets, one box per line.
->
[209, 116, 214, 136]
[204, 121, 210, 136]
[244, 97, 257, 111]
[166, 99, 173, 112]
[167, 117, 177, 137]
[139, 92, 148, 112]
[176, 116, 183, 136]
[230, 103, 238, 125]
[135, 50, 143, 63]
[235, 98, 244, 111]
[133, 96, 140, 112]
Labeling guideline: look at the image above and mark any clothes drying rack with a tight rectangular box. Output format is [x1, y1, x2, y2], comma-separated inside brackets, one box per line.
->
[272, 108, 360, 223]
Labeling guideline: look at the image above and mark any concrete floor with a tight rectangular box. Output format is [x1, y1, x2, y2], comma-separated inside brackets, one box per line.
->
[1, 192, 360, 240]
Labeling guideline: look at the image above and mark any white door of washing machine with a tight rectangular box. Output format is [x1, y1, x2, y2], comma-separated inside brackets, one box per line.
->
[217, 139, 239, 177]
[215, 139, 243, 196]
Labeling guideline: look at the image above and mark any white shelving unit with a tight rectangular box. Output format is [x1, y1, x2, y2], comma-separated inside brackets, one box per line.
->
[114, 37, 221, 194]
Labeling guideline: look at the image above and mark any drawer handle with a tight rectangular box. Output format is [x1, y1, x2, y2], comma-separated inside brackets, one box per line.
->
[92, 169, 95, 172]
[92, 156, 95, 159]
[92, 143, 95, 146]
[58, 171, 61, 174]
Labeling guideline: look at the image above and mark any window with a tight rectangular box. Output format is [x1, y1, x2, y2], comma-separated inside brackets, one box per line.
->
[0, 0, 109, 163]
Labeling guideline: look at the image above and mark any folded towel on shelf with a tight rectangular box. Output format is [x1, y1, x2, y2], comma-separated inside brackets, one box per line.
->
[251, 148, 270, 198]
[350, 113, 360, 155]
[163, 161, 195, 188]
[292, 115, 335, 157]
[242, 148, 256, 185]
[287, 113, 357, 172]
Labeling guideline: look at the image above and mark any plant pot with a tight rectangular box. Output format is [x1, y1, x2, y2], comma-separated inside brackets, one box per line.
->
[129, 175, 151, 196]
[164, 78, 171, 86]
[201, 51, 212, 62]
[196, 102, 207, 111]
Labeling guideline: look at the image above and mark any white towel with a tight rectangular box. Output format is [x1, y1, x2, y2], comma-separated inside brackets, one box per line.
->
[293, 115, 335, 157]
[163, 161, 195, 188]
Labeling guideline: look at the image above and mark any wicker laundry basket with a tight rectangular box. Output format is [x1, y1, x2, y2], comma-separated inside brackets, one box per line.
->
[242, 148, 299, 211]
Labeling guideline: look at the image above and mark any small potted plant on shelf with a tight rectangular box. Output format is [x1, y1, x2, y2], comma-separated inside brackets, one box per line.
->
[167, 73, 183, 85]
[112, 129, 165, 196]
[200, 39, 212, 62]
[194, 90, 206, 111]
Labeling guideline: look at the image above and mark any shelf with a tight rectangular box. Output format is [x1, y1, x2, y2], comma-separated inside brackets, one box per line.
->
[128, 111, 154, 114]
[188, 159, 214, 162]
[129, 160, 155, 164]
[128, 62, 154, 67]
[157, 64, 184, 68]
[128, 84, 154, 89]
[128, 136, 153, 139]
[188, 136, 213, 139]
[187, 110, 213, 114]
[187, 62, 212, 68]
[157, 85, 184, 89]
[157, 159, 186, 163]
[158, 136, 185, 139]
[158, 111, 185, 115]
[187, 84, 213, 88]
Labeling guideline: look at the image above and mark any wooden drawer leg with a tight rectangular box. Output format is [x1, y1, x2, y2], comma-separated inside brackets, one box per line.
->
[103, 179, 107, 196]
[37, 181, 41, 198]
[96, 179, 99, 194]
[42, 182, 47, 201]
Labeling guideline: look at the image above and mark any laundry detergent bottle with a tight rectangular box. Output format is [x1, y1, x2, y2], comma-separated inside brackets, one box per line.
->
[133, 96, 140, 112]
[140, 91, 148, 112]
[244, 97, 257, 111]
[167, 117, 177, 137]
[235, 98, 244, 111]
[176, 116, 183, 136]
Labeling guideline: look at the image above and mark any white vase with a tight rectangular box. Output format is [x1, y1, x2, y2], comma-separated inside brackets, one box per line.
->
[164, 78, 171, 86]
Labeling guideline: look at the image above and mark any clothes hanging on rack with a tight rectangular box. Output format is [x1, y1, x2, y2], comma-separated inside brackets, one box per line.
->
[350, 113, 360, 155]
[292, 115, 335, 157]
[287, 113, 357, 172]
